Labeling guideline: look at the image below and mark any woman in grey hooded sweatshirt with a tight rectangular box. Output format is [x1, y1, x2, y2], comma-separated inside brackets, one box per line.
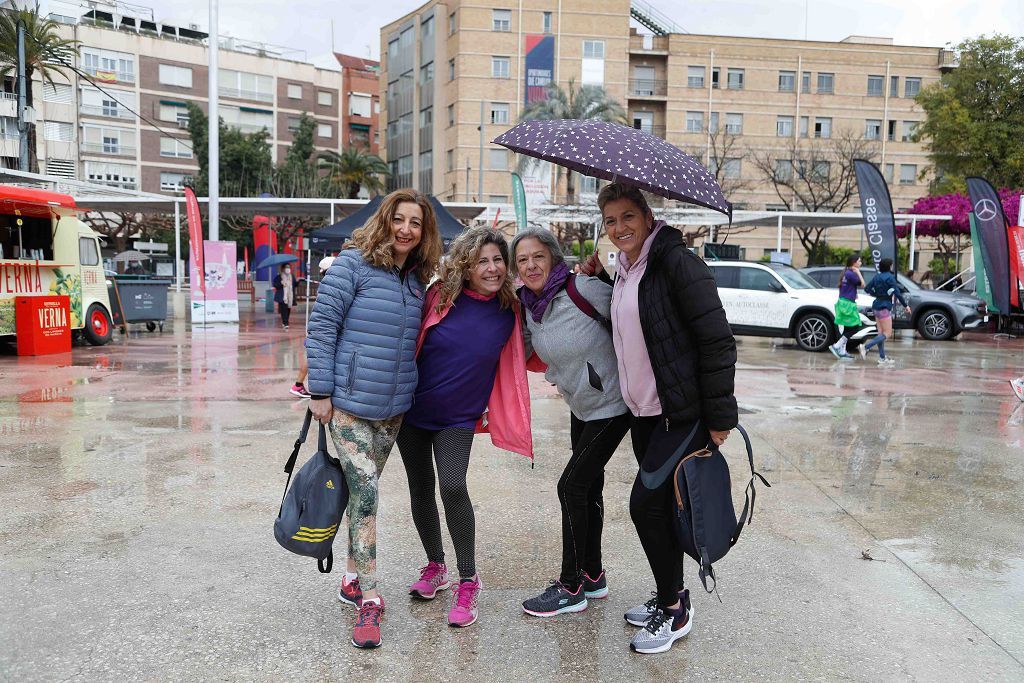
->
[512, 227, 631, 617]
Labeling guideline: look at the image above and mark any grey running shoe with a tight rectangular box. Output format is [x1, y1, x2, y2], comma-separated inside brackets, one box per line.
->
[630, 591, 694, 654]
[522, 581, 588, 617]
[624, 592, 659, 626]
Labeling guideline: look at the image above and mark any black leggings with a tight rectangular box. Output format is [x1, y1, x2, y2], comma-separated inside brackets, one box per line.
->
[629, 415, 709, 607]
[558, 412, 631, 588]
[396, 423, 477, 578]
[279, 302, 291, 326]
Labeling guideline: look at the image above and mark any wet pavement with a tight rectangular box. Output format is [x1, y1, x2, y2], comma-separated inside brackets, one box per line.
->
[1, 301, 1023, 681]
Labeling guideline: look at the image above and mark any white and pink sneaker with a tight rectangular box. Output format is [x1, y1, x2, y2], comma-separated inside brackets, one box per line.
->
[448, 575, 482, 627]
[409, 561, 451, 600]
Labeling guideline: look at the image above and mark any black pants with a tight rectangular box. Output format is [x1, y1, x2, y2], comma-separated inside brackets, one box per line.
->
[557, 412, 631, 588]
[279, 302, 291, 327]
[629, 415, 709, 607]
[396, 423, 477, 578]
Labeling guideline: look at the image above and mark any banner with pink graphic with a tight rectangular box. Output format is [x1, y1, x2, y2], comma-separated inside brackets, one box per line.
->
[191, 240, 239, 323]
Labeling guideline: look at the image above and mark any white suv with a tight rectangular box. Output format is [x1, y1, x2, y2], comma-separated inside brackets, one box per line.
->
[706, 261, 876, 352]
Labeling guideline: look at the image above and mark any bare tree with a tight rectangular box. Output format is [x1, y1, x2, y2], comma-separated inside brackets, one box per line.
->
[80, 212, 148, 253]
[684, 126, 756, 245]
[751, 129, 880, 259]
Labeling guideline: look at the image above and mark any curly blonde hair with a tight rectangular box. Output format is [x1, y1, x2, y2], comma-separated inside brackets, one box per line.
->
[345, 189, 443, 282]
[435, 227, 517, 312]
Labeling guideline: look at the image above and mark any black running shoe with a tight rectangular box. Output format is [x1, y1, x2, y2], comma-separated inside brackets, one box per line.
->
[522, 581, 588, 617]
[583, 570, 608, 599]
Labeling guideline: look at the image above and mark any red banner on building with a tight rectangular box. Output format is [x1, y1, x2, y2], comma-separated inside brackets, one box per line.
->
[184, 186, 205, 296]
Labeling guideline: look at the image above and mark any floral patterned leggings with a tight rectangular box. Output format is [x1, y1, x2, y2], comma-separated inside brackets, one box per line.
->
[327, 410, 402, 592]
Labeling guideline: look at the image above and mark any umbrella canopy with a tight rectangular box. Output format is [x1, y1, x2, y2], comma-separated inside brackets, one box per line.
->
[493, 119, 731, 217]
[112, 250, 151, 262]
[255, 253, 299, 270]
[310, 195, 467, 251]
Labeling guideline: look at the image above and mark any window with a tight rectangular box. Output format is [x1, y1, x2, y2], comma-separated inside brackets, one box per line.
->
[488, 195, 509, 204]
[739, 267, 780, 292]
[318, 91, 333, 106]
[420, 62, 434, 85]
[488, 148, 508, 169]
[286, 116, 301, 133]
[685, 111, 703, 133]
[448, 58, 456, 81]
[579, 175, 598, 195]
[900, 164, 917, 184]
[159, 137, 192, 158]
[778, 70, 795, 92]
[421, 15, 434, 38]
[884, 163, 894, 182]
[904, 77, 922, 98]
[711, 67, 720, 89]
[799, 116, 809, 138]
[419, 108, 433, 129]
[723, 158, 741, 179]
[490, 102, 510, 125]
[318, 123, 333, 138]
[492, 9, 511, 31]
[817, 72, 834, 94]
[865, 119, 881, 140]
[687, 66, 704, 88]
[159, 64, 193, 88]
[447, 104, 455, 127]
[81, 47, 135, 82]
[80, 86, 134, 119]
[159, 102, 190, 127]
[349, 93, 372, 117]
[888, 119, 897, 141]
[801, 71, 811, 93]
[890, 75, 899, 96]
[709, 112, 719, 133]
[867, 75, 884, 97]
[775, 159, 792, 181]
[218, 69, 274, 102]
[82, 125, 134, 154]
[725, 113, 743, 135]
[811, 161, 830, 179]
[492, 56, 510, 79]
[814, 117, 831, 138]
[902, 120, 918, 142]
[776, 115, 793, 137]
[160, 172, 190, 193]
[543, 11, 552, 33]
[583, 41, 605, 59]
[220, 105, 273, 134]
[446, 149, 454, 172]
[85, 161, 136, 189]
[287, 83, 302, 99]
[448, 12, 456, 35]
[79, 237, 99, 266]
[726, 68, 744, 90]
[43, 121, 72, 142]
[43, 82, 72, 103]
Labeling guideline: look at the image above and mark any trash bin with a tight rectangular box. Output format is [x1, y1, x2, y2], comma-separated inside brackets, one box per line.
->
[113, 279, 169, 332]
[265, 288, 275, 314]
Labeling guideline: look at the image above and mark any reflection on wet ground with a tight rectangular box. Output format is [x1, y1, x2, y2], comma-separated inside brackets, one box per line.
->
[1, 306, 1022, 679]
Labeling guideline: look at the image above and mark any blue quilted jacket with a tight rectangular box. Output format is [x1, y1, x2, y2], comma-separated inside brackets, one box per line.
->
[305, 249, 426, 420]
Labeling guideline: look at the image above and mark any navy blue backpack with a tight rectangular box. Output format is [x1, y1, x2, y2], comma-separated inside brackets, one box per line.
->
[274, 410, 348, 573]
[672, 424, 770, 595]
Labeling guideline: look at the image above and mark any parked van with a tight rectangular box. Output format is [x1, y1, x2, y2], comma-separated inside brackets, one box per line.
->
[0, 185, 113, 346]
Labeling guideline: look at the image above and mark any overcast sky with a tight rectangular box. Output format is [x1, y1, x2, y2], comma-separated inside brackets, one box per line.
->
[44, 0, 1024, 70]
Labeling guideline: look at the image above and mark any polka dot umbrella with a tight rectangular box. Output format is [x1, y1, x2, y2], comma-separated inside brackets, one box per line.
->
[493, 119, 731, 218]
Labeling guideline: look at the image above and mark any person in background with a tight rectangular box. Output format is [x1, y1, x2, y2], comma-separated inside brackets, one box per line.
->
[291, 256, 336, 398]
[273, 263, 297, 329]
[396, 227, 531, 629]
[306, 189, 443, 649]
[511, 227, 631, 618]
[860, 257, 911, 366]
[828, 255, 865, 360]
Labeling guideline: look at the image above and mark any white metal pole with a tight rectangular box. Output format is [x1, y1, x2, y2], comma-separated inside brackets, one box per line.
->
[909, 216, 917, 273]
[776, 213, 783, 252]
[208, 0, 220, 241]
[174, 200, 181, 292]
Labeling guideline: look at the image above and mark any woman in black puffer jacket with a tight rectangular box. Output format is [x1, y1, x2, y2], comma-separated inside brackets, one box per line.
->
[585, 183, 737, 655]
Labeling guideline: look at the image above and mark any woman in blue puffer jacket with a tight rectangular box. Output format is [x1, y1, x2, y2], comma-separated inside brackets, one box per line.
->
[305, 188, 443, 649]
[860, 258, 911, 366]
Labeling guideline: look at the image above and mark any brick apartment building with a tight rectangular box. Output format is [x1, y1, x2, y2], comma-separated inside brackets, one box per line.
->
[336, 54, 381, 155]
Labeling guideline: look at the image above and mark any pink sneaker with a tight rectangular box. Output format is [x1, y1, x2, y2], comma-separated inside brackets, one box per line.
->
[448, 575, 482, 627]
[409, 561, 451, 600]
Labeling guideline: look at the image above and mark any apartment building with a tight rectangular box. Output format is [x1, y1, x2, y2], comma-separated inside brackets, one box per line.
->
[15, 0, 345, 196]
[337, 54, 381, 155]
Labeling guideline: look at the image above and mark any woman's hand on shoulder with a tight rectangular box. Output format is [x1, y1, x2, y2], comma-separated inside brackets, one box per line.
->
[579, 249, 604, 276]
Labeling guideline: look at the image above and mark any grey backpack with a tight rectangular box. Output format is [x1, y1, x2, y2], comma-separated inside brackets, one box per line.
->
[274, 410, 348, 573]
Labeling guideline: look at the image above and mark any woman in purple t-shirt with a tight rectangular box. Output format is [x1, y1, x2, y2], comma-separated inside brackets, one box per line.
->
[829, 255, 866, 359]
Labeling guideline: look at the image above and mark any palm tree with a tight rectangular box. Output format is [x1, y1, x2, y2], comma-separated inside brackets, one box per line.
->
[318, 147, 390, 199]
[0, 3, 80, 172]
[519, 78, 627, 204]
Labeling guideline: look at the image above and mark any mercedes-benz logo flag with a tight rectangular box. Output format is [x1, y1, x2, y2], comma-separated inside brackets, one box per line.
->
[967, 177, 1015, 314]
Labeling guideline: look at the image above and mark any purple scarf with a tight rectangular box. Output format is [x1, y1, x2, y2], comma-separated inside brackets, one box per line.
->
[519, 260, 571, 323]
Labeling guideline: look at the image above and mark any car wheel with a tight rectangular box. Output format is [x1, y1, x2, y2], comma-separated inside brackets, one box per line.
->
[795, 312, 833, 352]
[83, 304, 113, 346]
[917, 308, 954, 340]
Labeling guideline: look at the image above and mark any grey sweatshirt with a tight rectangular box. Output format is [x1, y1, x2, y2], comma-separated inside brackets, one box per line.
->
[521, 275, 629, 422]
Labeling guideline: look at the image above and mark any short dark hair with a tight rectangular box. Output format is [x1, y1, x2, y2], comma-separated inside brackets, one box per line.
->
[597, 182, 652, 217]
[879, 258, 894, 273]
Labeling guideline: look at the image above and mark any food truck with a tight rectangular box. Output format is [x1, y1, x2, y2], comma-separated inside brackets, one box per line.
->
[0, 185, 113, 346]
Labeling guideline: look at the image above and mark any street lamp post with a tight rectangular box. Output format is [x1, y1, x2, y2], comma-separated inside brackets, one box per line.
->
[208, 0, 220, 241]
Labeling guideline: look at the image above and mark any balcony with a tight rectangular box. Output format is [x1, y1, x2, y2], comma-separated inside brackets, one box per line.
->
[81, 65, 135, 84]
[227, 122, 272, 135]
[80, 103, 135, 120]
[81, 142, 136, 156]
[628, 79, 667, 98]
[938, 49, 958, 71]
[218, 86, 273, 103]
[634, 125, 666, 138]
[629, 33, 669, 54]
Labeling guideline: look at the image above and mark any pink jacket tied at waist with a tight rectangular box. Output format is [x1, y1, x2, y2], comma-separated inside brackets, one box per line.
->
[416, 285, 534, 460]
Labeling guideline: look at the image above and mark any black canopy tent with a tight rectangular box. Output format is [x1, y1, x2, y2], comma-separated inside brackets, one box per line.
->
[309, 196, 468, 251]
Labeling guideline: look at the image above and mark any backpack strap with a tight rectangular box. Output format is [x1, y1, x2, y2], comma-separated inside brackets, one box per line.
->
[728, 424, 771, 549]
[565, 274, 612, 333]
[279, 409, 315, 513]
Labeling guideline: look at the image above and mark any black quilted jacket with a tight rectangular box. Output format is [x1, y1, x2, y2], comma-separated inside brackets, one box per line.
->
[623, 226, 738, 431]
